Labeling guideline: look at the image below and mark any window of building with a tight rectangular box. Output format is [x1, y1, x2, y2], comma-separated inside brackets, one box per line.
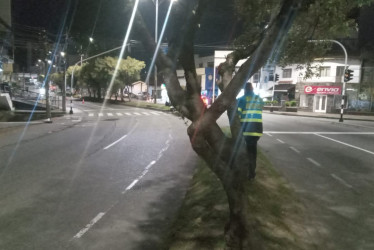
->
[282, 68, 292, 78]
[207, 62, 214, 68]
[336, 66, 345, 76]
[253, 73, 259, 83]
[300, 94, 308, 107]
[319, 66, 331, 77]
[268, 70, 274, 81]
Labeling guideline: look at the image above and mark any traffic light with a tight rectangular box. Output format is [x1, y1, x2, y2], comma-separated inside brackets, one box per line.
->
[275, 73, 279, 82]
[344, 69, 353, 82]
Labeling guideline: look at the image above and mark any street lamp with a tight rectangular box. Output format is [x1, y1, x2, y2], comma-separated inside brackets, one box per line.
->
[60, 51, 67, 112]
[153, 0, 159, 104]
[150, 0, 177, 103]
[308, 39, 348, 122]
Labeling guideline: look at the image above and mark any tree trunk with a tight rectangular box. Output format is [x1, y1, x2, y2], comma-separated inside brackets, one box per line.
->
[223, 179, 262, 250]
[187, 121, 261, 249]
[97, 88, 101, 102]
[120, 88, 124, 102]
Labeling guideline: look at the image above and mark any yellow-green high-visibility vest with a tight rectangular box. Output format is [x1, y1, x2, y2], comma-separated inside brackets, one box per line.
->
[237, 93, 264, 137]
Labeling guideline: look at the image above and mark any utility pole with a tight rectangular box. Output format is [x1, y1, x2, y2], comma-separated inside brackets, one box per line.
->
[45, 60, 52, 123]
[154, 0, 159, 104]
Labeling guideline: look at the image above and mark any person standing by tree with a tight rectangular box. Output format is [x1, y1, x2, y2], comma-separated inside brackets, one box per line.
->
[237, 82, 264, 178]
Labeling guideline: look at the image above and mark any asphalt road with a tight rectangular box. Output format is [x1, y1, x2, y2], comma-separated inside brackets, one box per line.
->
[258, 114, 374, 250]
[0, 101, 197, 250]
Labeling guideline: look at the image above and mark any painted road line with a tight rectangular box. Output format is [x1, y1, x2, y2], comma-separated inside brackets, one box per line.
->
[277, 139, 285, 144]
[107, 113, 113, 116]
[265, 133, 273, 137]
[98, 113, 104, 117]
[116, 113, 123, 116]
[133, 112, 141, 116]
[331, 174, 353, 189]
[307, 158, 321, 167]
[150, 112, 160, 115]
[125, 112, 131, 116]
[265, 131, 374, 135]
[124, 179, 139, 193]
[142, 112, 150, 115]
[315, 134, 374, 156]
[103, 134, 128, 150]
[73, 212, 105, 239]
[88, 113, 94, 117]
[289, 146, 300, 154]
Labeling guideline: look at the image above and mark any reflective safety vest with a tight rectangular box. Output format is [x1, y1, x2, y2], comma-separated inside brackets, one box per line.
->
[237, 93, 264, 137]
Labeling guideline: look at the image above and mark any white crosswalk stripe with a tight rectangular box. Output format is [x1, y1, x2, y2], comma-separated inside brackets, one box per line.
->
[84, 111, 169, 117]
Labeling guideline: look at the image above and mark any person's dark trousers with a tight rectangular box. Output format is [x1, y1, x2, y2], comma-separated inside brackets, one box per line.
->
[244, 136, 260, 178]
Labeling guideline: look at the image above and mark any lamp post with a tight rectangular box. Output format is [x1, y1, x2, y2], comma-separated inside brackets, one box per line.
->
[153, 0, 159, 104]
[45, 59, 52, 123]
[308, 39, 348, 122]
[60, 51, 66, 112]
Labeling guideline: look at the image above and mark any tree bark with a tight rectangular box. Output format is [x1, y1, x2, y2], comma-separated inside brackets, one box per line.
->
[134, 0, 301, 249]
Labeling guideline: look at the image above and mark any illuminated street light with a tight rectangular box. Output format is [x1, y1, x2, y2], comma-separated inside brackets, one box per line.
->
[60, 51, 66, 57]
[89, 37, 94, 43]
[308, 39, 348, 122]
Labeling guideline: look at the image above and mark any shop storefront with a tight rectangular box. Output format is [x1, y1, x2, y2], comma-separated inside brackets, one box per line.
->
[297, 83, 342, 113]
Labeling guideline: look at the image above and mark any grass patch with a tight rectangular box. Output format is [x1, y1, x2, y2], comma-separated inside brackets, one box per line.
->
[164, 152, 318, 250]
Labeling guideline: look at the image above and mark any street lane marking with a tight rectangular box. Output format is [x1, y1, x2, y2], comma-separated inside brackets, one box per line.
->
[107, 113, 113, 116]
[142, 112, 150, 115]
[103, 134, 128, 150]
[74, 134, 173, 240]
[125, 113, 131, 116]
[88, 113, 94, 117]
[277, 139, 285, 144]
[133, 112, 141, 115]
[290, 146, 300, 154]
[150, 112, 160, 115]
[116, 113, 123, 116]
[265, 131, 374, 135]
[315, 134, 374, 156]
[73, 212, 105, 239]
[265, 133, 273, 137]
[98, 113, 104, 117]
[331, 174, 353, 189]
[307, 158, 321, 167]
[124, 179, 138, 192]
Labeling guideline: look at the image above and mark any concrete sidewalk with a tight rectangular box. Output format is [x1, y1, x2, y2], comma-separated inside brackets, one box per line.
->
[263, 110, 374, 122]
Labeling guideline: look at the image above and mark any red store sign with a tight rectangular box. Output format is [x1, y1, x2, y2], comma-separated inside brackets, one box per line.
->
[304, 85, 342, 95]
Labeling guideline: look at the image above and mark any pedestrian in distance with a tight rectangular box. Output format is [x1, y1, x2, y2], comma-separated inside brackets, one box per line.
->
[237, 82, 264, 179]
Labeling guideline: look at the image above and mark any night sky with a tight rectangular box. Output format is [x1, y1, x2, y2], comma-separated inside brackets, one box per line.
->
[10, 0, 374, 70]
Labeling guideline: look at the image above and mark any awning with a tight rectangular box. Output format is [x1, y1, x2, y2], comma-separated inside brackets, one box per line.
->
[268, 84, 295, 92]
